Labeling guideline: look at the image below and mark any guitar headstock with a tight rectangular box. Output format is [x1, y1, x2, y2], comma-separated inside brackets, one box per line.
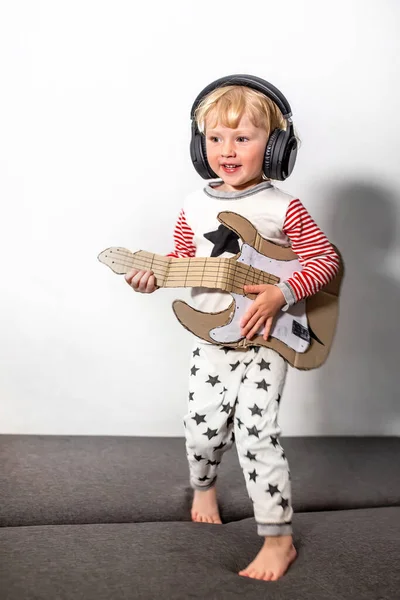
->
[97, 247, 134, 274]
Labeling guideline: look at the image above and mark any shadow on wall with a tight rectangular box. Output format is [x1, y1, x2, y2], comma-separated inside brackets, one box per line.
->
[316, 181, 400, 434]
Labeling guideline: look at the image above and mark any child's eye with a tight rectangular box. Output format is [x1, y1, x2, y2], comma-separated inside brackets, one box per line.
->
[237, 136, 249, 142]
[209, 136, 220, 142]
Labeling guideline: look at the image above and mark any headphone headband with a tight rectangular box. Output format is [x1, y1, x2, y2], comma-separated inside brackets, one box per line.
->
[190, 74, 292, 121]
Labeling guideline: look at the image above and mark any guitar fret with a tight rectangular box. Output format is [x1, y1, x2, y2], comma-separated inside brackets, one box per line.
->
[184, 259, 189, 288]
[201, 258, 206, 286]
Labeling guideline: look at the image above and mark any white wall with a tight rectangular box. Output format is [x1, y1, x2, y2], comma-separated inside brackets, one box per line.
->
[1, 0, 399, 436]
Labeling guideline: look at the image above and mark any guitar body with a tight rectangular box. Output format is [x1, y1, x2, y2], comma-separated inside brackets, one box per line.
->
[172, 212, 343, 370]
[98, 211, 344, 370]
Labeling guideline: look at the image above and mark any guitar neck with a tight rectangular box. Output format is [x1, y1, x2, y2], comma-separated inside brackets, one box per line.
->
[101, 248, 280, 293]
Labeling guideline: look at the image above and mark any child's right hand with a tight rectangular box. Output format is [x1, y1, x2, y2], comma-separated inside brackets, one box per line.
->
[125, 269, 158, 293]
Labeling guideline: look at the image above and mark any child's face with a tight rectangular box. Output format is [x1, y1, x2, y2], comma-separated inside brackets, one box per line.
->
[205, 112, 269, 192]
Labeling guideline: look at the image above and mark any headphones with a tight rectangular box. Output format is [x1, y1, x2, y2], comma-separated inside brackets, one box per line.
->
[190, 74, 298, 181]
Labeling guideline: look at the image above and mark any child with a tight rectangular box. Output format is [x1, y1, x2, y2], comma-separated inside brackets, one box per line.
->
[125, 76, 340, 581]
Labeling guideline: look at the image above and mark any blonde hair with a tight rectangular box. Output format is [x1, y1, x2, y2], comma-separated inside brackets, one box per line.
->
[194, 85, 287, 137]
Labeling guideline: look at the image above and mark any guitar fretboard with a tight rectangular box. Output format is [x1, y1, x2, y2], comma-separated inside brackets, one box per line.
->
[101, 248, 280, 293]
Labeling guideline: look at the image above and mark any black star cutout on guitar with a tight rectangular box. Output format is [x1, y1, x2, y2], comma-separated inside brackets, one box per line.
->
[230, 360, 240, 371]
[270, 435, 279, 448]
[221, 402, 231, 414]
[191, 365, 199, 376]
[204, 224, 241, 257]
[246, 450, 257, 461]
[194, 454, 205, 462]
[198, 475, 211, 482]
[207, 459, 218, 466]
[188, 392, 194, 402]
[193, 347, 200, 357]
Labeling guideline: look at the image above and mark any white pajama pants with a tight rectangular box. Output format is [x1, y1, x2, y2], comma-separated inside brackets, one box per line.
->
[183, 340, 293, 537]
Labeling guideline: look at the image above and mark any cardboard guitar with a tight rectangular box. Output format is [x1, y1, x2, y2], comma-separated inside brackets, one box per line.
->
[98, 211, 343, 370]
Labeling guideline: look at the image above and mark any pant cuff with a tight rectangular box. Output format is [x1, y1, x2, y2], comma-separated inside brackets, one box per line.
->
[257, 522, 293, 537]
[190, 475, 217, 491]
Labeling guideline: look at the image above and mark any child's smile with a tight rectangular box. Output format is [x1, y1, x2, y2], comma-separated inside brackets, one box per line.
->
[221, 163, 242, 174]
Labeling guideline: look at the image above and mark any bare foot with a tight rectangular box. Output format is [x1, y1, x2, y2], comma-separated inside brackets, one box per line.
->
[191, 486, 222, 524]
[239, 535, 297, 581]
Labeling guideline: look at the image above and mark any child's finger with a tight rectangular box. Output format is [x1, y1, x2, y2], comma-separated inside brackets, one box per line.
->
[244, 284, 268, 295]
[137, 270, 153, 292]
[245, 316, 266, 340]
[240, 303, 258, 328]
[241, 308, 264, 336]
[263, 317, 274, 341]
[131, 270, 147, 290]
[147, 274, 158, 293]
[125, 268, 139, 284]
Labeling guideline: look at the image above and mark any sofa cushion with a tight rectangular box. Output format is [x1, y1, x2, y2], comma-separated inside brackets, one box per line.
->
[1, 507, 399, 600]
[1, 435, 399, 526]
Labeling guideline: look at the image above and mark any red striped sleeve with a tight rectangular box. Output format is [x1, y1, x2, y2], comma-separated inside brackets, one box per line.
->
[166, 208, 196, 258]
[282, 198, 340, 301]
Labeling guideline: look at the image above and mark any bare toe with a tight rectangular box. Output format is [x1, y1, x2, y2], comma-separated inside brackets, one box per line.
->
[191, 488, 222, 526]
[255, 571, 265, 580]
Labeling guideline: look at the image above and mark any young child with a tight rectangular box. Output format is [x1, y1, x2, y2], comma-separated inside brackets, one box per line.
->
[125, 76, 340, 581]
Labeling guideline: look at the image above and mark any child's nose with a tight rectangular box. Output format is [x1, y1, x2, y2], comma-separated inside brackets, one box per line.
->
[221, 143, 235, 157]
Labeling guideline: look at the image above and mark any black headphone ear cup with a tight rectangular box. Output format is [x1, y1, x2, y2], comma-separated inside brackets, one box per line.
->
[282, 136, 298, 180]
[264, 128, 297, 181]
[190, 124, 217, 179]
[264, 128, 280, 179]
[200, 135, 208, 166]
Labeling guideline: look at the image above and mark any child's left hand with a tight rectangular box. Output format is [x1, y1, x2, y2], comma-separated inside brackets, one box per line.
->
[240, 284, 286, 341]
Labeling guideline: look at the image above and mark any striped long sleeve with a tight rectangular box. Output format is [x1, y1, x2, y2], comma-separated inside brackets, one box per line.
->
[166, 208, 196, 258]
[165, 201, 340, 305]
[281, 198, 340, 303]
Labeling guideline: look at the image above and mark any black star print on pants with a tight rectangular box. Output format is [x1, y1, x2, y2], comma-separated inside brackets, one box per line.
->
[203, 225, 240, 257]
[192, 413, 206, 425]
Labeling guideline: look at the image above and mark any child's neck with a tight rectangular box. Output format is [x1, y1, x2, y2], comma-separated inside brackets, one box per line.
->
[216, 175, 267, 193]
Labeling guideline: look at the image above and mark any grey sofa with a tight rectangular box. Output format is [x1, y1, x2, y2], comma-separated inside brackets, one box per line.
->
[1, 435, 399, 599]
